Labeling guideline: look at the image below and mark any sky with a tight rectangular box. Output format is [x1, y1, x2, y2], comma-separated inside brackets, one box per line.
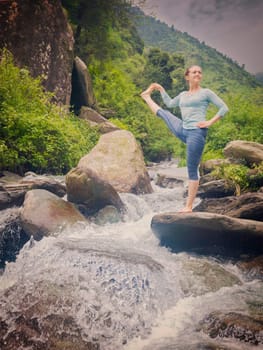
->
[140, 0, 263, 74]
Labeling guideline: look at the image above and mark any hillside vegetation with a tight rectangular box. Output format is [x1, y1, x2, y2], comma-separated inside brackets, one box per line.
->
[0, 50, 99, 174]
[1, 1, 262, 175]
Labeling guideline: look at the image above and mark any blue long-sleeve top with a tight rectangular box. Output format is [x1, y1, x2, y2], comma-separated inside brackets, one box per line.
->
[160, 88, 229, 129]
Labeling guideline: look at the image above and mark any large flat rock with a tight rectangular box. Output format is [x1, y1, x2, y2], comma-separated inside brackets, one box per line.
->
[151, 212, 263, 257]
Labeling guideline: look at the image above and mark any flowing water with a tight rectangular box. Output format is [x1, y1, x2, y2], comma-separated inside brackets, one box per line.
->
[0, 162, 262, 349]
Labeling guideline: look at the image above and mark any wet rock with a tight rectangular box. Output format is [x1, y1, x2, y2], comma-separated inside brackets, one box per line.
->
[66, 167, 125, 216]
[237, 255, 263, 280]
[0, 171, 23, 183]
[198, 311, 263, 345]
[199, 173, 218, 185]
[94, 205, 123, 225]
[194, 192, 263, 221]
[224, 140, 263, 167]
[155, 174, 184, 188]
[78, 130, 153, 194]
[0, 208, 28, 268]
[20, 189, 86, 240]
[79, 106, 119, 134]
[151, 212, 263, 257]
[0, 172, 66, 210]
[0, 283, 99, 350]
[20, 174, 66, 197]
[0, 187, 25, 210]
[198, 179, 236, 199]
[200, 158, 231, 175]
[181, 258, 241, 295]
[141, 338, 233, 350]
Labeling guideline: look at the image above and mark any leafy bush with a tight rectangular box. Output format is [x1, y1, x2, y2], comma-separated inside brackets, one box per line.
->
[211, 163, 250, 195]
[0, 50, 99, 174]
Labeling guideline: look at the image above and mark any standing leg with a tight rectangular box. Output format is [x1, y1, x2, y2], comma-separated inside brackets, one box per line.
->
[180, 180, 199, 212]
[180, 128, 207, 213]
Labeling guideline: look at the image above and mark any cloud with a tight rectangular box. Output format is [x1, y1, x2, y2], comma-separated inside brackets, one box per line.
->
[142, 0, 263, 73]
[187, 0, 263, 22]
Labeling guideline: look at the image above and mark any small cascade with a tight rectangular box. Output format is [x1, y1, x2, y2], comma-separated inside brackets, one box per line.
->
[0, 162, 262, 350]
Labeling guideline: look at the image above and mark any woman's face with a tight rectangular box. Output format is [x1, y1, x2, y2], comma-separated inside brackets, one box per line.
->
[186, 66, 202, 84]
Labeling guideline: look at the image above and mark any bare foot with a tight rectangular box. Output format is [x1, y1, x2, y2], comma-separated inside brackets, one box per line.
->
[140, 86, 154, 99]
[178, 207, 192, 213]
[140, 90, 149, 100]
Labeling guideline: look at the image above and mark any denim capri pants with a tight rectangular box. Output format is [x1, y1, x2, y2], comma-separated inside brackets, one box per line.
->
[157, 109, 207, 180]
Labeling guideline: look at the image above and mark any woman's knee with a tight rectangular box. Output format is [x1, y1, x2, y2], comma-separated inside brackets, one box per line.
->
[187, 164, 199, 180]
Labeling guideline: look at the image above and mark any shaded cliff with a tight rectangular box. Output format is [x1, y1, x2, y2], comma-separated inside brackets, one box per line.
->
[0, 0, 74, 105]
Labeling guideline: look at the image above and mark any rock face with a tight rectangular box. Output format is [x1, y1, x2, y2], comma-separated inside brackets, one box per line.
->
[20, 189, 86, 240]
[224, 140, 263, 166]
[78, 130, 153, 194]
[151, 212, 263, 257]
[79, 106, 119, 134]
[66, 167, 125, 216]
[71, 56, 97, 113]
[0, 0, 74, 104]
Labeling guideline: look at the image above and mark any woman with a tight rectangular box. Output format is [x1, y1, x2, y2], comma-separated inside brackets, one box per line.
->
[141, 65, 229, 213]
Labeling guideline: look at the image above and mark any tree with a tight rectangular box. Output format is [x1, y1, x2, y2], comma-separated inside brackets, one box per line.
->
[62, 0, 136, 60]
[142, 48, 175, 90]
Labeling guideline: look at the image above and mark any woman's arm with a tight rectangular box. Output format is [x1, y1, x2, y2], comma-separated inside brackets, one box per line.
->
[197, 89, 229, 128]
[207, 89, 229, 117]
[160, 90, 181, 108]
[146, 82, 181, 108]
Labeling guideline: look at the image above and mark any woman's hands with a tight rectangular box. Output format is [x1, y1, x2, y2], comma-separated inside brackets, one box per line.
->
[197, 115, 221, 128]
[196, 120, 212, 128]
[149, 83, 165, 93]
[142, 83, 165, 95]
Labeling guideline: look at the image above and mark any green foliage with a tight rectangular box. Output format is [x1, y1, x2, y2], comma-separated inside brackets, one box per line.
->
[62, 0, 143, 62]
[0, 50, 98, 174]
[139, 48, 186, 99]
[142, 48, 174, 89]
[211, 163, 250, 195]
[205, 92, 263, 158]
[212, 162, 263, 194]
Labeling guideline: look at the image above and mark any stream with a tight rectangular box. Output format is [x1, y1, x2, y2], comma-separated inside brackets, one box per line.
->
[0, 161, 262, 349]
